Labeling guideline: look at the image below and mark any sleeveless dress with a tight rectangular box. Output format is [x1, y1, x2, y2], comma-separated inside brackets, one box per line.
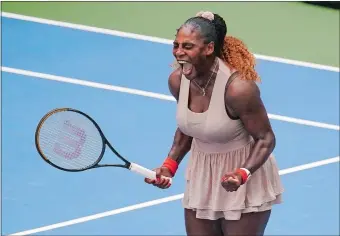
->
[176, 58, 284, 221]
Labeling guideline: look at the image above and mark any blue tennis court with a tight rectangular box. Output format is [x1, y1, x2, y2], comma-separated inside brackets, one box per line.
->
[2, 16, 339, 235]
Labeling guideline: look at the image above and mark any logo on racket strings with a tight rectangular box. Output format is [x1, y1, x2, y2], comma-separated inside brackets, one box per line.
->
[53, 120, 87, 159]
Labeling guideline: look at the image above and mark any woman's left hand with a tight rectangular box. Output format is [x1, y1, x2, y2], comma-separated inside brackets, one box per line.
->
[221, 172, 242, 192]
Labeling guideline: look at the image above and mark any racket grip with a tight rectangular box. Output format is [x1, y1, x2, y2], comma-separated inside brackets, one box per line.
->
[129, 162, 172, 184]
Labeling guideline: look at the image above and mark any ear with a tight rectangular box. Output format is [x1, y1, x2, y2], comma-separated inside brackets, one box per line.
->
[205, 41, 215, 56]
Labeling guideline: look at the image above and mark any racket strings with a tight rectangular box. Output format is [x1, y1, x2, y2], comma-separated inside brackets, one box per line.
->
[40, 127, 99, 167]
[37, 111, 104, 170]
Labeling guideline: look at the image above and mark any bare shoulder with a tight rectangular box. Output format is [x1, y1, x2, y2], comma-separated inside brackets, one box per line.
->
[226, 74, 262, 115]
[168, 68, 182, 101]
[228, 74, 260, 99]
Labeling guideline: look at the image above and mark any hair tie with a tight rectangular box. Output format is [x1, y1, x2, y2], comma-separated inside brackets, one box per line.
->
[196, 11, 214, 21]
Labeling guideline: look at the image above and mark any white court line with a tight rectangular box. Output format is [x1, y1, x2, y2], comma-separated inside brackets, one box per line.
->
[2, 10, 339, 236]
[1, 11, 339, 73]
[9, 156, 340, 235]
[2, 66, 339, 131]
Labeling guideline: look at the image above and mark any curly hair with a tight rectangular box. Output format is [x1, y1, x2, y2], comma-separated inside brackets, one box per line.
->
[221, 35, 260, 82]
[181, 13, 260, 82]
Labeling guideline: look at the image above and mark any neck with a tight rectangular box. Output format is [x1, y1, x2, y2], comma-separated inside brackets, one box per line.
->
[195, 56, 217, 83]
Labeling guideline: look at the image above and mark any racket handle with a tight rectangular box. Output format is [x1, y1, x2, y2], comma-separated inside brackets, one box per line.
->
[129, 162, 172, 184]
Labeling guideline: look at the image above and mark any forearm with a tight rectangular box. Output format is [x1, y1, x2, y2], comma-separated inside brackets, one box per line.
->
[242, 131, 276, 174]
[167, 128, 193, 165]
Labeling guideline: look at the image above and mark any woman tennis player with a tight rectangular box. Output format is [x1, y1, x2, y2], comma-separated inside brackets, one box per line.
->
[145, 11, 284, 236]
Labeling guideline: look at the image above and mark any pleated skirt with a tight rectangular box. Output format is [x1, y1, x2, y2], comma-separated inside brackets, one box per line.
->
[182, 139, 284, 220]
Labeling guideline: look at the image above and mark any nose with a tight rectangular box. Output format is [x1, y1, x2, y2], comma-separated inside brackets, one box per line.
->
[175, 48, 185, 58]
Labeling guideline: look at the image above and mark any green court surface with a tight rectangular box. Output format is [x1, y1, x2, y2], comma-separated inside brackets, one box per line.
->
[2, 1, 339, 67]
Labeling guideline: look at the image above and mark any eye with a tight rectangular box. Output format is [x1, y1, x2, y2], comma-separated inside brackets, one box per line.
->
[183, 43, 193, 50]
[173, 42, 179, 49]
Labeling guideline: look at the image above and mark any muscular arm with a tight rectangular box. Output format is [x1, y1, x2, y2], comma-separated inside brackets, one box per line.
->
[167, 128, 192, 164]
[226, 77, 275, 174]
[167, 69, 193, 165]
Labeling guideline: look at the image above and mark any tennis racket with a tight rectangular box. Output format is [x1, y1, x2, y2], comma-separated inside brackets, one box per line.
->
[35, 108, 172, 183]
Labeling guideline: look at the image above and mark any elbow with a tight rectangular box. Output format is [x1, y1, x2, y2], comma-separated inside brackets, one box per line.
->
[256, 130, 276, 152]
[265, 130, 276, 152]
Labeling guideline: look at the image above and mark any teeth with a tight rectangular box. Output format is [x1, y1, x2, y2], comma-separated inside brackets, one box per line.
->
[177, 60, 188, 64]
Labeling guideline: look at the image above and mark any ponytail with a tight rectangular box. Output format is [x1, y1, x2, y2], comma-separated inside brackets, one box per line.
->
[220, 35, 260, 82]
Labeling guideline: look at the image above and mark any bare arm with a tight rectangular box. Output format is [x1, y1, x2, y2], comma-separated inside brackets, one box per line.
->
[167, 128, 192, 164]
[167, 68, 193, 165]
[226, 77, 275, 174]
[145, 69, 192, 186]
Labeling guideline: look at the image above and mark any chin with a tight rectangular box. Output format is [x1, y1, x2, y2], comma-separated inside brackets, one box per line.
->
[184, 65, 200, 80]
[183, 70, 197, 80]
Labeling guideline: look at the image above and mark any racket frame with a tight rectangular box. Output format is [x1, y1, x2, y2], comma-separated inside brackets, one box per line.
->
[35, 107, 171, 183]
[35, 108, 132, 172]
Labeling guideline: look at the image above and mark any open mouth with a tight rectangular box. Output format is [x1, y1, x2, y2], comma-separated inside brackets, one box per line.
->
[178, 60, 193, 76]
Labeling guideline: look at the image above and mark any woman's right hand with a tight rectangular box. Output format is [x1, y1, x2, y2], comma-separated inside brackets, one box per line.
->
[144, 166, 173, 189]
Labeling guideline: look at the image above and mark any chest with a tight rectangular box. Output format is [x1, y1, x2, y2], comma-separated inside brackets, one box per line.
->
[187, 82, 216, 114]
[177, 87, 243, 144]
